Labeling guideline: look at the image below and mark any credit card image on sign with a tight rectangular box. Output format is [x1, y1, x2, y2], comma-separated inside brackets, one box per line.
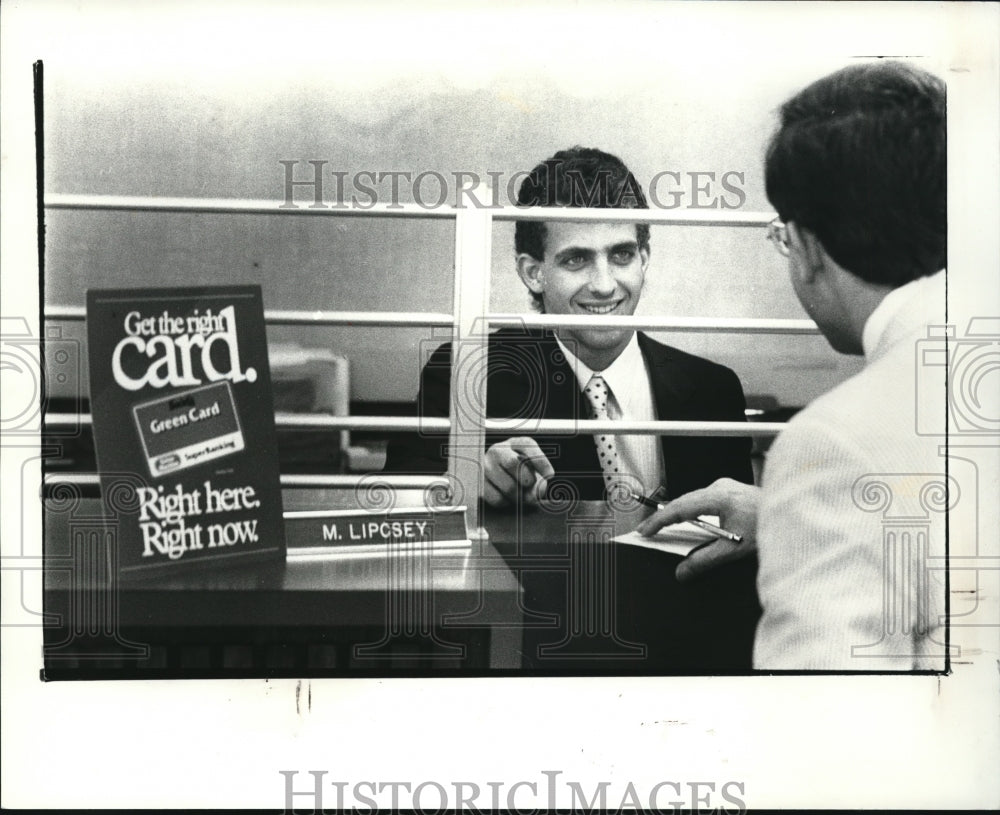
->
[132, 380, 245, 477]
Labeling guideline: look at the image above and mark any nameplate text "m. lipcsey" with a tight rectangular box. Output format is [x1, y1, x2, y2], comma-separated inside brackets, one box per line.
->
[284, 506, 470, 555]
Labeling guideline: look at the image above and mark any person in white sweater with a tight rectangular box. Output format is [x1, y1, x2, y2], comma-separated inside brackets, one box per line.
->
[638, 60, 949, 670]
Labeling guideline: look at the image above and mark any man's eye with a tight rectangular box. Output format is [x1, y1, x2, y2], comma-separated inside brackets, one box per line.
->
[561, 255, 587, 270]
[611, 250, 636, 265]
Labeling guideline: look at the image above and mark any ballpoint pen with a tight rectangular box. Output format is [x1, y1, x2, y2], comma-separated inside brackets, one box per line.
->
[687, 517, 743, 544]
[630, 490, 743, 544]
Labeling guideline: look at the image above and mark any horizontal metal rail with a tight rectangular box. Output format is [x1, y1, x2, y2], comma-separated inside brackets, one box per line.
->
[44, 194, 458, 219]
[43, 305, 455, 328]
[486, 419, 783, 437]
[44, 413, 452, 433]
[272, 415, 452, 432]
[43, 472, 450, 489]
[488, 314, 819, 334]
[45, 193, 775, 226]
[261, 310, 454, 328]
[280, 474, 448, 488]
[492, 207, 775, 225]
[45, 412, 783, 436]
[44, 306, 817, 334]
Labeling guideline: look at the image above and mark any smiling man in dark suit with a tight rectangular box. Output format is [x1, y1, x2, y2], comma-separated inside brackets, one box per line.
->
[385, 146, 758, 672]
[386, 146, 754, 506]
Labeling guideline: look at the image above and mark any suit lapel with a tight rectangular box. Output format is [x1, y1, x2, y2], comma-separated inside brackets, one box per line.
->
[637, 332, 697, 487]
[638, 332, 695, 418]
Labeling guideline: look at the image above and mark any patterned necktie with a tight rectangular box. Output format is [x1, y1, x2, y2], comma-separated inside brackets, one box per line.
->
[583, 373, 622, 493]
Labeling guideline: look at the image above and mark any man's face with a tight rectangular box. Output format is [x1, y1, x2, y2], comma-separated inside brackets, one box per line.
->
[518, 221, 649, 371]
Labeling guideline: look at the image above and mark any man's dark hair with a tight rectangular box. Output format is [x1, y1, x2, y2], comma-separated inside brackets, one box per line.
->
[765, 60, 946, 287]
[515, 146, 650, 310]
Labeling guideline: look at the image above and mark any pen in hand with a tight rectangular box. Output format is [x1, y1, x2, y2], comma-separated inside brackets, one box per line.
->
[630, 490, 743, 544]
[687, 518, 743, 544]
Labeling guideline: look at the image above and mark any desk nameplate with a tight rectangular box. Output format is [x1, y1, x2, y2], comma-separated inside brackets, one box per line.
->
[284, 505, 470, 556]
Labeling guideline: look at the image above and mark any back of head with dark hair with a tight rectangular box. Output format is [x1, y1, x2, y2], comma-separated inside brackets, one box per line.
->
[515, 146, 650, 309]
[765, 60, 946, 287]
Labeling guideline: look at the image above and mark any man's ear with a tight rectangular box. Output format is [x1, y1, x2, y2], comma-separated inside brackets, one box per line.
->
[516, 254, 545, 294]
[639, 244, 650, 272]
[787, 221, 827, 282]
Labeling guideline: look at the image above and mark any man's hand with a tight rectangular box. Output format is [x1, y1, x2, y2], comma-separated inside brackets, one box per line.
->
[635, 478, 762, 582]
[483, 437, 556, 508]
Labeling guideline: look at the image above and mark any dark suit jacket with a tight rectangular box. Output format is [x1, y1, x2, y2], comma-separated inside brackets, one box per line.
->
[384, 327, 754, 496]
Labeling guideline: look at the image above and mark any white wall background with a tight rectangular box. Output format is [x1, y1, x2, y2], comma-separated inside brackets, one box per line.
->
[41, 4, 938, 407]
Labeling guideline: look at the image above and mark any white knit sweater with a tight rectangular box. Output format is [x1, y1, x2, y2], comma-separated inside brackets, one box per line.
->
[754, 271, 949, 670]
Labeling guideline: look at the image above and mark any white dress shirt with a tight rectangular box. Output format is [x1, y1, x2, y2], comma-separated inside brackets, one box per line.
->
[555, 333, 665, 495]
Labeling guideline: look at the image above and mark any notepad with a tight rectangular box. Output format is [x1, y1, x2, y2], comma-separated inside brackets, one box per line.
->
[612, 516, 721, 558]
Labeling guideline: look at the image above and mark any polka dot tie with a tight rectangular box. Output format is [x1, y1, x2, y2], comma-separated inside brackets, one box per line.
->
[583, 374, 622, 493]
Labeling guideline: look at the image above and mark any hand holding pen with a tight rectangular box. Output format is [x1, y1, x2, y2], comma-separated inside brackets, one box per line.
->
[630, 491, 744, 543]
[483, 437, 555, 508]
[634, 478, 761, 582]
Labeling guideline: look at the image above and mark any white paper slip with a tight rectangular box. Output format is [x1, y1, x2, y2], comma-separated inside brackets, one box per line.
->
[612, 516, 721, 558]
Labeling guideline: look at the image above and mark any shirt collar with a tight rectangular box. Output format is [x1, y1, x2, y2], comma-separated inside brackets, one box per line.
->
[861, 270, 945, 359]
[555, 332, 645, 406]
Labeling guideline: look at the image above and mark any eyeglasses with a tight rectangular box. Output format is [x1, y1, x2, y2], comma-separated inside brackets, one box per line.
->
[766, 217, 790, 257]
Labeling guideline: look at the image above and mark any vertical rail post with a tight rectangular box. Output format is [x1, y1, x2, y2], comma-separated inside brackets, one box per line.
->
[447, 186, 493, 538]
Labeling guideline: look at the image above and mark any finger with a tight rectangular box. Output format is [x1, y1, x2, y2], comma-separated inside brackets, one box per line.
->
[486, 443, 522, 480]
[492, 449, 537, 493]
[486, 442, 547, 507]
[505, 437, 556, 481]
[485, 464, 519, 505]
[635, 485, 726, 535]
[675, 539, 750, 583]
[529, 475, 550, 505]
[512, 458, 539, 491]
[482, 479, 508, 508]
